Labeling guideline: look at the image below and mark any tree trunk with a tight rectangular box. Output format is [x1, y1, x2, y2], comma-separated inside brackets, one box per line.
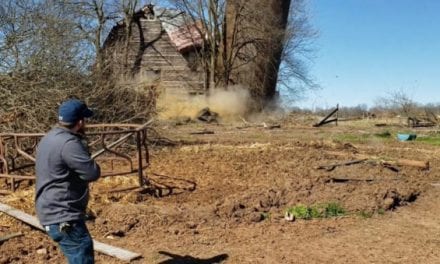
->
[224, 0, 292, 108]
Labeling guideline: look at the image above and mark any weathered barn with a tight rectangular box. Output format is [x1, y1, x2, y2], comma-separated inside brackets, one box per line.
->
[102, 5, 205, 97]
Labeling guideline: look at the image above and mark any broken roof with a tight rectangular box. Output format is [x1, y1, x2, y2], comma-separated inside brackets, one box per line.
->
[143, 5, 204, 52]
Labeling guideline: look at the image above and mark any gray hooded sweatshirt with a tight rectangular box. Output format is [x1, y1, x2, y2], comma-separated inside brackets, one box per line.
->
[35, 127, 100, 226]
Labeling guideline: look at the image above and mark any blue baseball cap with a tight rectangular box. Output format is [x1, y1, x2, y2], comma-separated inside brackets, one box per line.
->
[58, 99, 94, 124]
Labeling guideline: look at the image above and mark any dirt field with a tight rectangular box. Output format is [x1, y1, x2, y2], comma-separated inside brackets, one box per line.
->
[1, 116, 440, 263]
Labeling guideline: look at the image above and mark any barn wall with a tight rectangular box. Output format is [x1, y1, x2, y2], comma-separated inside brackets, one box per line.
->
[103, 16, 204, 98]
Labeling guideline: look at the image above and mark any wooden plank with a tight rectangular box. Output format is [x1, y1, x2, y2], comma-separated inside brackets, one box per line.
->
[0, 232, 23, 243]
[0, 203, 42, 229]
[0, 202, 142, 262]
[93, 241, 141, 262]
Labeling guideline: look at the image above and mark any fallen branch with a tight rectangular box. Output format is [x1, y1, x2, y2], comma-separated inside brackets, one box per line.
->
[316, 159, 368, 171]
[189, 130, 215, 135]
[313, 105, 339, 127]
[0, 232, 23, 243]
[324, 151, 430, 170]
[0, 202, 142, 262]
[327, 177, 402, 183]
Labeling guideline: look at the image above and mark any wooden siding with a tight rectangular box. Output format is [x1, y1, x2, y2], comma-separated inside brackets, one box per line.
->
[103, 16, 205, 96]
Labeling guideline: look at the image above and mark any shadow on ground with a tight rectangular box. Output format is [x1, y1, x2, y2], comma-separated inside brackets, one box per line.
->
[158, 251, 228, 264]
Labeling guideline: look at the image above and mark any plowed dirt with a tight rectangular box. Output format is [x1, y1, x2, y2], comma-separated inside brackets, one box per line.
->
[1, 118, 439, 263]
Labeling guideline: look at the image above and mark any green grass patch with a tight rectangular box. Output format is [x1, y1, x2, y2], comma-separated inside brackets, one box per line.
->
[285, 202, 346, 220]
[286, 204, 311, 219]
[374, 130, 392, 138]
[335, 131, 393, 143]
[416, 134, 440, 146]
[324, 202, 346, 217]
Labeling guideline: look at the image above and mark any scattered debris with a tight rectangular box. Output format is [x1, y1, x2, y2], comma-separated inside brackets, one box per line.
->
[313, 104, 339, 127]
[0, 202, 142, 262]
[262, 122, 281, 129]
[196, 107, 218, 123]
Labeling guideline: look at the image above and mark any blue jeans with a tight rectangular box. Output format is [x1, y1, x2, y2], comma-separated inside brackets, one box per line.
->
[45, 220, 94, 264]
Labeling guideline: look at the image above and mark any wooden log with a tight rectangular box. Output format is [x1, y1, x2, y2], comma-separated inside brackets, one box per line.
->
[0, 202, 142, 262]
[383, 159, 429, 170]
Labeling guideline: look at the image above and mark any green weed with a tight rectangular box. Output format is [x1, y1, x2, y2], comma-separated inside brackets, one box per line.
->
[286, 204, 312, 220]
[324, 202, 346, 217]
[285, 202, 346, 220]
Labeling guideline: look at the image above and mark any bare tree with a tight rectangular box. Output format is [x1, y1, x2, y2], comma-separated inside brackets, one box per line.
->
[166, 0, 316, 109]
[0, 0, 155, 132]
[378, 89, 418, 117]
[0, 0, 91, 131]
[279, 0, 318, 97]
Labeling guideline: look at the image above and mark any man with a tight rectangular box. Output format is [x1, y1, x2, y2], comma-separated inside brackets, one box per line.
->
[35, 99, 100, 264]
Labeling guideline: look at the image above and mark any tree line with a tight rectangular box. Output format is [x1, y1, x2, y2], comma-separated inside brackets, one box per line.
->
[0, 0, 316, 132]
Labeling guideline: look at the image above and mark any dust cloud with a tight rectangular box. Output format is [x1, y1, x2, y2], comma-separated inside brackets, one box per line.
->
[157, 85, 252, 121]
